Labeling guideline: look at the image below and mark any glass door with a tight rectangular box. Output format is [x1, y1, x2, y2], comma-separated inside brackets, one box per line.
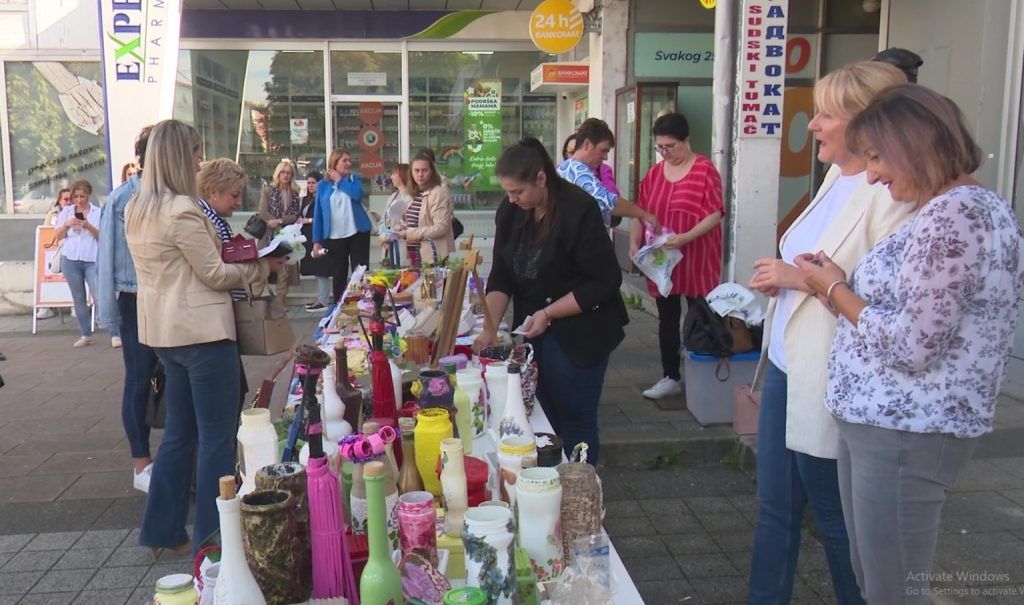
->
[332, 101, 401, 197]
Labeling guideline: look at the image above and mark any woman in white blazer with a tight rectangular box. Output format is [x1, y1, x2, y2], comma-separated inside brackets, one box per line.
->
[745, 62, 914, 604]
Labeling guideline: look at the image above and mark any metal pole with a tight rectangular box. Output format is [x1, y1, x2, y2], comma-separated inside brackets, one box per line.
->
[711, 0, 736, 194]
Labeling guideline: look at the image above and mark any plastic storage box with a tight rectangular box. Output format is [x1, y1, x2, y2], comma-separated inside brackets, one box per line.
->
[684, 350, 760, 426]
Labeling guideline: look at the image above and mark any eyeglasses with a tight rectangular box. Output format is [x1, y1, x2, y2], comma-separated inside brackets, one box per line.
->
[656, 143, 678, 153]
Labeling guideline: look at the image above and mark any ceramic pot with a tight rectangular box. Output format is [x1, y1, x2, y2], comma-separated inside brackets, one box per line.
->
[496, 436, 537, 507]
[455, 368, 487, 438]
[241, 489, 303, 605]
[439, 438, 468, 538]
[498, 364, 534, 441]
[484, 363, 509, 433]
[516, 467, 563, 581]
[534, 433, 564, 468]
[397, 490, 439, 566]
[557, 462, 602, 567]
[415, 408, 453, 496]
[462, 506, 517, 605]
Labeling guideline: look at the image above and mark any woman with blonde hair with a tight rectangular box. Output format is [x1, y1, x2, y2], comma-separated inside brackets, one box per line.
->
[746, 61, 912, 604]
[394, 151, 454, 266]
[799, 84, 1023, 604]
[258, 158, 301, 306]
[312, 149, 371, 301]
[126, 119, 284, 557]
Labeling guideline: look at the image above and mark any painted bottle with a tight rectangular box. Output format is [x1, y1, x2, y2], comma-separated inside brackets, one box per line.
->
[414, 408, 453, 496]
[445, 363, 473, 454]
[484, 362, 509, 433]
[397, 416, 424, 494]
[462, 506, 517, 605]
[516, 467, 563, 581]
[455, 367, 487, 438]
[360, 461, 405, 605]
[439, 438, 468, 538]
[498, 364, 534, 442]
[213, 477, 267, 605]
[236, 408, 278, 497]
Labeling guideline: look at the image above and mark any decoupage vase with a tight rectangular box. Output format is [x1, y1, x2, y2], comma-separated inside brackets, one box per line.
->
[415, 408, 453, 496]
[508, 343, 538, 415]
[418, 369, 455, 412]
[455, 368, 487, 438]
[240, 489, 303, 605]
[498, 364, 534, 442]
[397, 490, 439, 566]
[439, 438, 468, 538]
[397, 417, 425, 494]
[516, 467, 563, 582]
[484, 363, 509, 433]
[496, 436, 537, 508]
[462, 506, 517, 605]
[254, 462, 311, 597]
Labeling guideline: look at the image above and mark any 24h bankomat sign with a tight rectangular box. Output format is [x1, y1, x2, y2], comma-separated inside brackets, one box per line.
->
[529, 0, 584, 55]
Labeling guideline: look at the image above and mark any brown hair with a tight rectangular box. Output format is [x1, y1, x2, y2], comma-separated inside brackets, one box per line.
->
[391, 163, 411, 191]
[52, 187, 71, 209]
[410, 152, 442, 196]
[69, 179, 93, 197]
[576, 117, 615, 148]
[846, 84, 982, 198]
[814, 61, 907, 120]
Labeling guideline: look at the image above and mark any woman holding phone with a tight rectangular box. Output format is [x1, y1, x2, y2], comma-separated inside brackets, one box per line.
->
[53, 180, 118, 348]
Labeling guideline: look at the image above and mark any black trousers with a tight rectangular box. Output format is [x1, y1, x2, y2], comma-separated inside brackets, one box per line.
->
[655, 294, 699, 381]
[323, 231, 371, 302]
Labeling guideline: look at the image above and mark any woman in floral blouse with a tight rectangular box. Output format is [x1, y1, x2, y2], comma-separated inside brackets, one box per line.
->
[798, 84, 1024, 603]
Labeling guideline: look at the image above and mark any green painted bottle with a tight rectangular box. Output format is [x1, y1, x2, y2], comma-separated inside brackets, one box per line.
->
[359, 461, 404, 605]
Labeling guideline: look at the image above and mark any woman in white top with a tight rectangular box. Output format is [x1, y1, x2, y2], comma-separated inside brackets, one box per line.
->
[53, 180, 114, 348]
[745, 62, 912, 604]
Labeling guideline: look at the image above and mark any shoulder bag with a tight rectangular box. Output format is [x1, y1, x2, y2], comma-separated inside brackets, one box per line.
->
[234, 286, 295, 356]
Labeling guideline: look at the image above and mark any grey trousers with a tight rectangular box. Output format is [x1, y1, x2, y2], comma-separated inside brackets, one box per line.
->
[836, 419, 978, 604]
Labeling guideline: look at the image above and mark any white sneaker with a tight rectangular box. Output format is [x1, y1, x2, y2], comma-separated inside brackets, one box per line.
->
[111, 336, 123, 348]
[35, 308, 55, 319]
[73, 336, 94, 348]
[133, 463, 153, 493]
[643, 377, 682, 399]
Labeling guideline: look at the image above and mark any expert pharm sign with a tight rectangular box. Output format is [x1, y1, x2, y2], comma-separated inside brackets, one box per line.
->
[97, 0, 181, 186]
[739, 0, 788, 138]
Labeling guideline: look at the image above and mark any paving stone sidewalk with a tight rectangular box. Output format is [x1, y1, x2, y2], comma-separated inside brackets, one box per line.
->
[2, 305, 1024, 603]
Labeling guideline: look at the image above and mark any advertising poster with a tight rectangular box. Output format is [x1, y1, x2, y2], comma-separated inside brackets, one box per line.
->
[463, 80, 502, 191]
[34, 226, 74, 307]
[290, 117, 309, 145]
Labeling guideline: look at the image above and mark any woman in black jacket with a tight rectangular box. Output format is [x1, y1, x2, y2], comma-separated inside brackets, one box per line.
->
[474, 138, 628, 464]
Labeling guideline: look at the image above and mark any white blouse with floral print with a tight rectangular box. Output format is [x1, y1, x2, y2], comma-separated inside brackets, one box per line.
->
[826, 185, 1024, 437]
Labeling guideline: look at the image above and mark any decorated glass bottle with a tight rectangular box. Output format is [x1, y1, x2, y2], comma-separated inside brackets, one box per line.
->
[445, 363, 473, 454]
[213, 477, 267, 605]
[334, 343, 364, 434]
[439, 438, 468, 538]
[498, 364, 534, 441]
[360, 461, 404, 605]
[397, 417, 424, 494]
[455, 367, 487, 438]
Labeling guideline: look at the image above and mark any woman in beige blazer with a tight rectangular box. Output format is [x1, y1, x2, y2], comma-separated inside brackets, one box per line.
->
[745, 62, 914, 604]
[125, 120, 283, 558]
[394, 152, 455, 265]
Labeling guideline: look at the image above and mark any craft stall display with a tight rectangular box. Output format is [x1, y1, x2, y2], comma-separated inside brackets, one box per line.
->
[153, 253, 642, 605]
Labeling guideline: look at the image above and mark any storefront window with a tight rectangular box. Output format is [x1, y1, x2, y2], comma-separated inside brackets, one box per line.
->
[331, 51, 402, 96]
[5, 61, 108, 213]
[409, 50, 556, 211]
[175, 49, 325, 209]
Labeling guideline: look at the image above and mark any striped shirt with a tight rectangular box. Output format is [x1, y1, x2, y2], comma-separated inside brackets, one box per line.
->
[404, 193, 424, 266]
[636, 155, 724, 297]
[198, 198, 246, 300]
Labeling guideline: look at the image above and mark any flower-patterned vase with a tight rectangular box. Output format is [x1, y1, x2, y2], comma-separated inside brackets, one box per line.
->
[484, 363, 509, 433]
[455, 368, 487, 438]
[462, 507, 517, 605]
[508, 343, 537, 415]
[516, 467, 563, 581]
[496, 436, 537, 508]
[439, 438, 468, 538]
[418, 370, 455, 412]
[397, 491, 439, 566]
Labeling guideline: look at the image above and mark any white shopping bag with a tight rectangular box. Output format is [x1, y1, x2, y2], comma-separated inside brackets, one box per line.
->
[632, 230, 683, 297]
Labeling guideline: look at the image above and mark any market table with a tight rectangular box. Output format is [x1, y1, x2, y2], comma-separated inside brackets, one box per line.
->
[310, 307, 645, 604]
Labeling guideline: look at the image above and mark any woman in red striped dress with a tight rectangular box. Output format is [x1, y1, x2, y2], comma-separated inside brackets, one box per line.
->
[630, 112, 724, 399]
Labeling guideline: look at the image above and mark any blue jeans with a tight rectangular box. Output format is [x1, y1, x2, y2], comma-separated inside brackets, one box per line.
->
[62, 258, 97, 337]
[748, 362, 863, 605]
[533, 333, 609, 465]
[140, 340, 241, 553]
[117, 294, 158, 459]
[316, 276, 332, 305]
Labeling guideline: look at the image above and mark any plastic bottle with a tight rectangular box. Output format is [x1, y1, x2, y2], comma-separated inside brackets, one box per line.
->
[236, 409, 278, 497]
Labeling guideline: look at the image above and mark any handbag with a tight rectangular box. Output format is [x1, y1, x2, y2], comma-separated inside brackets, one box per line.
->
[145, 361, 167, 429]
[243, 215, 268, 239]
[46, 235, 64, 274]
[234, 287, 295, 356]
